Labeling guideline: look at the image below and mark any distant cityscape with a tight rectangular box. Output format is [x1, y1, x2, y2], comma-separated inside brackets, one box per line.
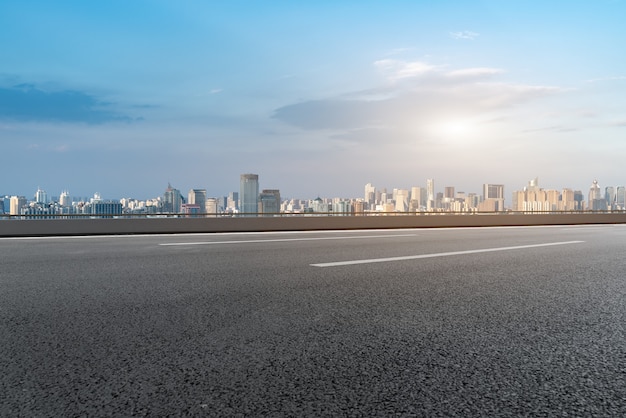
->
[0, 174, 623, 218]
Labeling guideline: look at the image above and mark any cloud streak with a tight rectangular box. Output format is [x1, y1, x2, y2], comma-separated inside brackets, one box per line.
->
[273, 60, 562, 135]
[0, 84, 135, 124]
[450, 31, 479, 40]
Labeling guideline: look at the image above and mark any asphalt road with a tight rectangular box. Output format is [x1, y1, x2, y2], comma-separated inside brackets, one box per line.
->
[1, 225, 625, 416]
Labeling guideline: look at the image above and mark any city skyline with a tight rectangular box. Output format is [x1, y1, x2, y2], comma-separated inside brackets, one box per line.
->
[2, 1, 626, 199]
[3, 175, 624, 212]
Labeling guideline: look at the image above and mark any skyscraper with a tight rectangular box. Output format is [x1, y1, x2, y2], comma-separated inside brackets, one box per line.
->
[239, 173, 259, 216]
[426, 179, 435, 211]
[588, 180, 606, 211]
[59, 190, 71, 207]
[10, 196, 27, 215]
[163, 183, 183, 213]
[259, 189, 281, 216]
[616, 186, 626, 210]
[395, 189, 409, 212]
[188, 189, 207, 213]
[35, 187, 48, 204]
[364, 183, 376, 208]
[605, 186, 616, 210]
[483, 184, 504, 200]
[482, 183, 505, 211]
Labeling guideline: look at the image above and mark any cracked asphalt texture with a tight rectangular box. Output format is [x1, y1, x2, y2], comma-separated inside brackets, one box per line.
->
[1, 225, 625, 416]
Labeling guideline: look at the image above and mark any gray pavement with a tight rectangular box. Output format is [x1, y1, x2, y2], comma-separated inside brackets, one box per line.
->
[1, 225, 625, 416]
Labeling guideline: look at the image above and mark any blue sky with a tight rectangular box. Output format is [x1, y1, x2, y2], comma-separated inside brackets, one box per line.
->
[2, 0, 625, 200]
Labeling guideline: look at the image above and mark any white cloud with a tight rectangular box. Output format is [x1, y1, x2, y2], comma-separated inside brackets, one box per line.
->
[586, 76, 626, 83]
[450, 31, 479, 40]
[383, 47, 415, 57]
[274, 59, 562, 134]
[374, 59, 437, 81]
[446, 67, 505, 80]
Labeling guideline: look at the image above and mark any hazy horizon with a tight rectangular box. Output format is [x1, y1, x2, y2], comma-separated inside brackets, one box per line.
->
[2, 1, 625, 200]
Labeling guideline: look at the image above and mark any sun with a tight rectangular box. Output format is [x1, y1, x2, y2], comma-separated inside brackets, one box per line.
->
[427, 118, 478, 143]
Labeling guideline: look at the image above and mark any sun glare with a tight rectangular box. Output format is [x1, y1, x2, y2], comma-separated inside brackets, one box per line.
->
[427, 119, 478, 143]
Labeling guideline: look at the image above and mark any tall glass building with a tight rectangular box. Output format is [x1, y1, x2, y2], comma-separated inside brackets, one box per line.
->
[239, 174, 259, 216]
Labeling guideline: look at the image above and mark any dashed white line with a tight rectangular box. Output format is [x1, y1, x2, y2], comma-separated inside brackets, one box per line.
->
[159, 234, 417, 246]
[310, 240, 585, 267]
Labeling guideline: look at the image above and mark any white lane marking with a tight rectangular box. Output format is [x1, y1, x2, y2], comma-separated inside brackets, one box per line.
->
[310, 240, 585, 267]
[159, 234, 417, 246]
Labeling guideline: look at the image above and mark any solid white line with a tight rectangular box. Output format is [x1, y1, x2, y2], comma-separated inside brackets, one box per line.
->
[310, 240, 585, 267]
[159, 234, 417, 246]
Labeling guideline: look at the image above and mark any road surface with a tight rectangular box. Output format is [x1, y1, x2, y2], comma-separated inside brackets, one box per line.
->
[1, 225, 625, 416]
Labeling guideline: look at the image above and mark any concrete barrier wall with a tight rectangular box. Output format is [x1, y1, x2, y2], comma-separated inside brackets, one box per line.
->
[2, 213, 626, 237]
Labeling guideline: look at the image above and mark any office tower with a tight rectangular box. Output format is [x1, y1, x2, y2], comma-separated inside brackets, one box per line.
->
[616, 186, 626, 210]
[259, 189, 281, 215]
[588, 180, 606, 211]
[426, 179, 435, 211]
[410, 187, 420, 212]
[163, 183, 183, 213]
[483, 184, 504, 200]
[444, 187, 455, 199]
[35, 187, 48, 204]
[10, 196, 27, 215]
[227, 192, 239, 210]
[239, 173, 259, 216]
[605, 186, 616, 210]
[59, 190, 71, 207]
[482, 183, 505, 211]
[188, 189, 207, 213]
[364, 183, 376, 208]
[395, 189, 409, 212]
[574, 191, 584, 210]
[561, 189, 576, 211]
[205, 198, 218, 216]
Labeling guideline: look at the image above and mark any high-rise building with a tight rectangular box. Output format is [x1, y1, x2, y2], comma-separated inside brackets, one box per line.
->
[574, 190, 584, 210]
[227, 192, 239, 210]
[395, 189, 409, 212]
[35, 187, 48, 204]
[364, 183, 376, 208]
[426, 179, 435, 211]
[10, 196, 27, 215]
[483, 183, 505, 211]
[239, 173, 259, 216]
[560, 189, 576, 211]
[259, 189, 281, 216]
[188, 189, 207, 213]
[605, 186, 616, 210]
[588, 180, 606, 211]
[59, 190, 71, 207]
[616, 186, 626, 210]
[163, 183, 183, 213]
[483, 184, 504, 200]
[205, 198, 218, 216]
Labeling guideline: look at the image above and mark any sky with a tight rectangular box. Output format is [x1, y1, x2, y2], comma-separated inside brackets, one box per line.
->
[1, 0, 626, 201]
